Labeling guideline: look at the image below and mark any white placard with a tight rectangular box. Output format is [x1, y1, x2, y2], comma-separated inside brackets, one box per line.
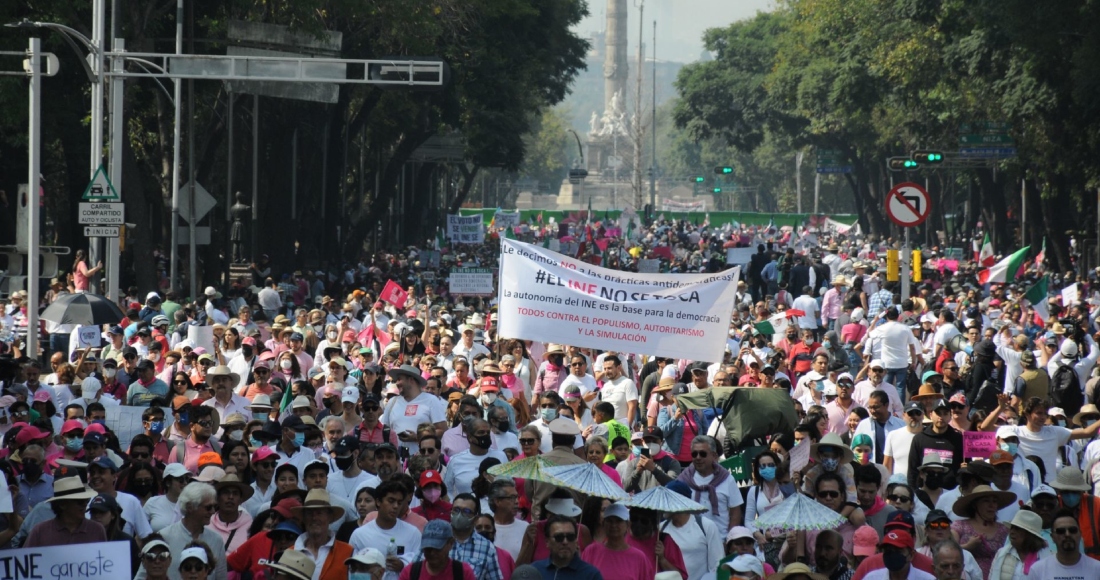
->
[447, 214, 485, 244]
[449, 268, 495, 296]
[789, 439, 812, 473]
[725, 247, 755, 266]
[76, 325, 102, 349]
[638, 259, 660, 273]
[498, 239, 740, 361]
[1062, 283, 1079, 306]
[493, 211, 521, 232]
[0, 541, 132, 580]
[108, 405, 173, 451]
[187, 324, 215, 353]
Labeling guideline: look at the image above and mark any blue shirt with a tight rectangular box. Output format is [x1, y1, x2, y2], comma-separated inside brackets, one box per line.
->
[127, 378, 169, 406]
[18, 473, 53, 513]
[531, 554, 604, 580]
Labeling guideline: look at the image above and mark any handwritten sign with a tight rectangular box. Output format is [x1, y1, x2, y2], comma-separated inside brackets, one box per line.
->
[789, 439, 812, 473]
[0, 540, 130, 580]
[447, 214, 484, 244]
[963, 431, 998, 459]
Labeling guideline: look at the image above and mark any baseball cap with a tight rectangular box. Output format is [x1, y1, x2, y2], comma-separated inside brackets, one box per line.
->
[881, 529, 915, 550]
[643, 426, 665, 441]
[725, 526, 754, 543]
[869, 359, 885, 370]
[90, 455, 119, 473]
[135, 359, 155, 371]
[281, 415, 309, 431]
[61, 419, 85, 435]
[904, 401, 924, 415]
[345, 548, 386, 568]
[602, 502, 629, 521]
[885, 510, 915, 530]
[419, 470, 443, 487]
[725, 555, 764, 577]
[949, 392, 968, 406]
[87, 494, 120, 513]
[421, 520, 454, 550]
[252, 447, 278, 463]
[989, 449, 1014, 466]
[83, 432, 107, 447]
[925, 509, 951, 523]
[163, 464, 192, 479]
[853, 525, 879, 556]
[341, 386, 360, 404]
[1031, 484, 1058, 499]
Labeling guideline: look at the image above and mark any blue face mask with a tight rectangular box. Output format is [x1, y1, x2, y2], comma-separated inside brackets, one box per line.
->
[91, 419, 106, 427]
[177, 412, 190, 427]
[1062, 492, 1082, 508]
[249, 437, 264, 449]
[149, 421, 165, 435]
[822, 341, 832, 349]
[759, 466, 777, 481]
[293, 432, 306, 447]
[348, 574, 372, 580]
[821, 458, 840, 471]
[632, 445, 643, 456]
[65, 437, 84, 452]
[999, 442, 1018, 457]
[540, 408, 558, 422]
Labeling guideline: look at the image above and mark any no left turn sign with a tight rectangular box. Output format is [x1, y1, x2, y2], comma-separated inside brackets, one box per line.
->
[885, 182, 931, 227]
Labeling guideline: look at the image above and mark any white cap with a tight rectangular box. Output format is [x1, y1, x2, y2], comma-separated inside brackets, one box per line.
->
[179, 546, 209, 565]
[291, 395, 312, 409]
[822, 381, 838, 396]
[204, 286, 217, 297]
[163, 464, 193, 479]
[81, 376, 102, 400]
[345, 547, 386, 568]
[341, 386, 360, 404]
[996, 425, 1018, 440]
[725, 555, 764, 577]
[1031, 484, 1057, 499]
[869, 359, 885, 370]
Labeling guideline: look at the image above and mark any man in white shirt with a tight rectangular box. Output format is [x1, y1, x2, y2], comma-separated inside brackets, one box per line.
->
[852, 359, 904, 417]
[444, 418, 507, 496]
[349, 481, 422, 580]
[381, 365, 447, 455]
[884, 402, 925, 476]
[600, 355, 638, 423]
[326, 436, 381, 505]
[682, 436, 743, 532]
[559, 354, 597, 402]
[452, 325, 490, 361]
[863, 307, 921, 402]
[792, 286, 821, 339]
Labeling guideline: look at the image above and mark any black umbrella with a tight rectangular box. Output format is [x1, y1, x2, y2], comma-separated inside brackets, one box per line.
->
[40, 293, 126, 326]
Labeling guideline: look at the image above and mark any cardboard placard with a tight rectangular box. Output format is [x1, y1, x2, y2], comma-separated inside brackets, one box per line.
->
[963, 431, 997, 459]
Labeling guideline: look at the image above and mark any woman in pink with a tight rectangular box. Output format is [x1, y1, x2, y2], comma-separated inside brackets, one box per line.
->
[581, 503, 653, 580]
[71, 249, 102, 293]
[841, 307, 867, 344]
[585, 437, 622, 487]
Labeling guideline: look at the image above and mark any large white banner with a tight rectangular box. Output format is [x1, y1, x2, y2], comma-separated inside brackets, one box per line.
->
[449, 268, 495, 296]
[1, 541, 131, 579]
[660, 199, 707, 212]
[493, 211, 521, 232]
[447, 215, 485, 244]
[498, 239, 740, 361]
[725, 247, 755, 266]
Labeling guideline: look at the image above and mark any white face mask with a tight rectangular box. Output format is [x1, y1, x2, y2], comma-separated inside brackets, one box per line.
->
[228, 430, 244, 441]
[327, 331, 338, 341]
[104, 369, 117, 378]
[280, 360, 293, 371]
[647, 442, 661, 456]
[482, 393, 498, 405]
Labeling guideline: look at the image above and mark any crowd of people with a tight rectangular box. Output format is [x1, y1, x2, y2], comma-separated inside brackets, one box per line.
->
[2, 215, 1100, 580]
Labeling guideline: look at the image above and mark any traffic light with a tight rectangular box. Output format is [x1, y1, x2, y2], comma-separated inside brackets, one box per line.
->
[694, 176, 705, 183]
[712, 187, 723, 194]
[887, 157, 918, 171]
[911, 150, 944, 164]
[714, 166, 734, 174]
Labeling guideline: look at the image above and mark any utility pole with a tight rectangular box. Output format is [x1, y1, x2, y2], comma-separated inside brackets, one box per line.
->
[27, 38, 44, 358]
[648, 19, 656, 212]
[632, 0, 644, 210]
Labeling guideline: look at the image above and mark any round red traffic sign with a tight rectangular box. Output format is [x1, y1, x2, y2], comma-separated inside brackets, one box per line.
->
[885, 182, 931, 228]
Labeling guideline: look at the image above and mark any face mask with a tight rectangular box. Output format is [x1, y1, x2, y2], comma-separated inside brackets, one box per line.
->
[495, 420, 510, 433]
[759, 466, 777, 481]
[249, 437, 264, 449]
[924, 472, 943, 490]
[787, 333, 797, 341]
[540, 408, 558, 422]
[803, 338, 813, 345]
[349, 574, 372, 580]
[104, 369, 117, 378]
[999, 442, 1018, 456]
[131, 481, 154, 496]
[647, 443, 661, 456]
[310, 445, 323, 458]
[91, 419, 106, 427]
[452, 512, 474, 532]
[883, 549, 908, 572]
[293, 432, 306, 447]
[21, 462, 42, 481]
[65, 437, 84, 452]
[1062, 492, 1082, 508]
[482, 393, 497, 405]
[632, 445, 643, 456]
[177, 412, 190, 427]
[313, 325, 323, 333]
[281, 360, 293, 371]
[327, 331, 338, 341]
[473, 434, 492, 449]
[755, 339, 766, 348]
[228, 430, 244, 441]
[822, 341, 832, 349]
[335, 455, 355, 471]
[422, 488, 442, 503]
[149, 421, 165, 435]
[857, 451, 871, 465]
[242, 346, 253, 358]
[323, 397, 336, 409]
[182, 364, 192, 372]
[821, 458, 840, 471]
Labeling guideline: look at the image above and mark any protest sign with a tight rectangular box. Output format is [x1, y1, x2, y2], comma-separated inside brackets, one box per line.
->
[447, 214, 484, 244]
[187, 324, 214, 353]
[108, 405, 172, 451]
[720, 446, 765, 484]
[963, 431, 997, 459]
[788, 439, 812, 473]
[498, 239, 739, 361]
[74, 325, 101, 349]
[0, 540, 131, 580]
[449, 268, 495, 296]
[637, 259, 660, 273]
[1062, 283, 1079, 306]
[726, 247, 755, 266]
[379, 280, 409, 307]
[493, 211, 521, 232]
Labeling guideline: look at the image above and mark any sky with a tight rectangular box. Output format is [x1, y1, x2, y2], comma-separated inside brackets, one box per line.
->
[574, 0, 777, 63]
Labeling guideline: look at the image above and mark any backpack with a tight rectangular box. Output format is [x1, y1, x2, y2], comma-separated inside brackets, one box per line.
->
[1051, 363, 1084, 419]
[410, 560, 463, 580]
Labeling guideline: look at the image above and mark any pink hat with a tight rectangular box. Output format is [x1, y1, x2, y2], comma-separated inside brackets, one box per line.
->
[258, 351, 277, 361]
[242, 336, 257, 347]
[853, 525, 879, 557]
[61, 419, 85, 435]
[479, 376, 500, 393]
[14, 424, 50, 447]
[342, 331, 356, 342]
[406, 310, 418, 319]
[252, 447, 277, 463]
[85, 422, 107, 435]
[32, 390, 50, 403]
[192, 347, 208, 355]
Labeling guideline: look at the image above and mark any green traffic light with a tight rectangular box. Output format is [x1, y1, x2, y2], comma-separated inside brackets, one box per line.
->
[694, 176, 705, 183]
[712, 187, 722, 193]
[714, 166, 734, 174]
[904, 160, 918, 168]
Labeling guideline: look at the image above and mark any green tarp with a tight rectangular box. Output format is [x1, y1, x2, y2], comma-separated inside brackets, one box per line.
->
[676, 387, 799, 450]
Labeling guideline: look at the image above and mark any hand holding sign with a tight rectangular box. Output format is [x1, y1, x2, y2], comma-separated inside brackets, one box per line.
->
[379, 280, 409, 308]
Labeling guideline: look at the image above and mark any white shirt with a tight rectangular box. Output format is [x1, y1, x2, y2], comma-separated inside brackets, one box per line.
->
[453, 340, 491, 361]
[853, 416, 906, 464]
[664, 514, 724, 580]
[349, 519, 422, 580]
[883, 428, 918, 475]
[490, 430, 521, 454]
[559, 374, 597, 398]
[382, 392, 446, 454]
[92, 491, 152, 539]
[444, 448, 508, 496]
[1009, 425, 1073, 483]
[144, 493, 182, 533]
[690, 471, 744, 532]
[866, 321, 921, 368]
[1025, 553, 1100, 578]
[257, 287, 282, 311]
[601, 375, 638, 421]
[327, 471, 381, 506]
[528, 419, 583, 454]
[862, 567, 934, 580]
[792, 295, 820, 329]
[852, 380, 904, 417]
[293, 532, 335, 580]
[493, 519, 528, 560]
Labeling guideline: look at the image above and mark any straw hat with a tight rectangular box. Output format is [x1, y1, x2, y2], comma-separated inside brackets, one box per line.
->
[214, 472, 255, 501]
[653, 377, 676, 393]
[770, 562, 828, 580]
[1073, 404, 1100, 428]
[910, 383, 943, 402]
[811, 433, 854, 465]
[262, 550, 316, 580]
[1007, 510, 1045, 542]
[290, 489, 346, 524]
[45, 477, 98, 503]
[543, 344, 565, 358]
[952, 485, 1017, 517]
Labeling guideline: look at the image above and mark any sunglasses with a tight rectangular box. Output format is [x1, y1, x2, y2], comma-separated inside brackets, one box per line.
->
[519, 438, 538, 445]
[1054, 526, 1080, 535]
[887, 494, 911, 503]
[256, 462, 276, 469]
[196, 420, 213, 428]
[131, 454, 150, 461]
[363, 404, 380, 412]
[142, 552, 170, 563]
[420, 448, 437, 455]
[816, 490, 841, 499]
[551, 533, 578, 543]
[173, 380, 189, 385]
[949, 404, 967, 411]
[691, 451, 710, 458]
[452, 507, 476, 517]
[180, 563, 207, 573]
[927, 520, 951, 530]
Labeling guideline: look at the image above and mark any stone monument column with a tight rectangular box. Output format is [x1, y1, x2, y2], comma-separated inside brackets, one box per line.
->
[604, 0, 628, 114]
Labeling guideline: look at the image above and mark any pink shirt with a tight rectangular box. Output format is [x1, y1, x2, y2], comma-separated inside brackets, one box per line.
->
[74, 261, 91, 291]
[581, 542, 653, 580]
[179, 437, 215, 473]
[822, 288, 843, 321]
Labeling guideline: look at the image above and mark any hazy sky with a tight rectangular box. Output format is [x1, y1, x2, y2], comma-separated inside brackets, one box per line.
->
[575, 0, 776, 63]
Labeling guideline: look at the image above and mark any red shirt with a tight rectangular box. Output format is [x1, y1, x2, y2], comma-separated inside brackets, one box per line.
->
[412, 500, 453, 522]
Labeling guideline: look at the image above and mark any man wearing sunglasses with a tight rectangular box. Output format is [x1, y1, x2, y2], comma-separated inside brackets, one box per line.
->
[530, 515, 601, 579]
[172, 404, 219, 473]
[915, 510, 983, 580]
[1025, 512, 1100, 577]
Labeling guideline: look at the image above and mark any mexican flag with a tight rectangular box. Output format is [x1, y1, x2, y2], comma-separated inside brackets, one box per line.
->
[978, 246, 1030, 285]
[1035, 237, 1046, 269]
[1023, 275, 1050, 323]
[754, 313, 790, 337]
[978, 233, 994, 267]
